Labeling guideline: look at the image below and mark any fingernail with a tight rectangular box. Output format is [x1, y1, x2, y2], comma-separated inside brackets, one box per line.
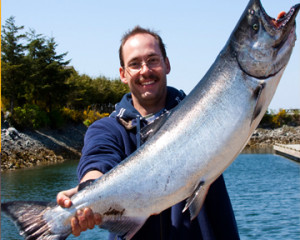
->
[72, 217, 78, 225]
[77, 209, 83, 216]
[84, 208, 91, 215]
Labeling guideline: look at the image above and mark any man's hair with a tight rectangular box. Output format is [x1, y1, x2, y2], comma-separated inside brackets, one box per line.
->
[119, 26, 167, 67]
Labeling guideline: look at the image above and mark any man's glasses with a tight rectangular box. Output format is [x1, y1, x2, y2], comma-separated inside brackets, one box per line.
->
[125, 55, 163, 73]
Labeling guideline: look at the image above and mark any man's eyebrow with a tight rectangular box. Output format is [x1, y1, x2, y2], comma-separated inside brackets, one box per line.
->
[148, 53, 160, 58]
[128, 57, 140, 62]
[128, 53, 160, 62]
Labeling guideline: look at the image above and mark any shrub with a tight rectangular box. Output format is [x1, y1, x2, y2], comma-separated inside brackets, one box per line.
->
[259, 109, 299, 128]
[271, 109, 288, 127]
[48, 109, 66, 128]
[13, 104, 50, 129]
[62, 106, 109, 126]
[83, 107, 109, 126]
[289, 109, 300, 126]
[62, 107, 84, 123]
[1, 96, 10, 112]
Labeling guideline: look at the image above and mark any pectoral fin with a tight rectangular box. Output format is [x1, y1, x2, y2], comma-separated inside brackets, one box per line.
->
[251, 82, 266, 124]
[183, 181, 210, 220]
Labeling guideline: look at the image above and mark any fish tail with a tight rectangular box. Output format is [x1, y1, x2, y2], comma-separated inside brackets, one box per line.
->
[1, 201, 70, 240]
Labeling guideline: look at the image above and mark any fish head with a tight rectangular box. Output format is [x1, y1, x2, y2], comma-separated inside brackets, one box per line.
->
[230, 0, 300, 79]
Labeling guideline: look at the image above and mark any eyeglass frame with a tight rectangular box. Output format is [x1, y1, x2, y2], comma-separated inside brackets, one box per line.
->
[123, 55, 164, 74]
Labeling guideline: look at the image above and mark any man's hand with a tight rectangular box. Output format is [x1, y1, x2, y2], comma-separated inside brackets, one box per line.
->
[57, 187, 102, 237]
[57, 187, 77, 208]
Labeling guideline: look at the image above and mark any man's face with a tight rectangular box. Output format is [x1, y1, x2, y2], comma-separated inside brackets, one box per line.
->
[120, 33, 170, 111]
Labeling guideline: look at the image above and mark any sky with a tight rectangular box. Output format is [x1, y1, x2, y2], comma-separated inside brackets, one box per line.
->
[2, 0, 299, 110]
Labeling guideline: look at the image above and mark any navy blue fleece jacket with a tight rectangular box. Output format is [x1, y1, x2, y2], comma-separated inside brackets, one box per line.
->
[77, 86, 240, 240]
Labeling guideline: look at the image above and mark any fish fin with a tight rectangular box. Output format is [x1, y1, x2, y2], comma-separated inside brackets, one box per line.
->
[140, 110, 171, 145]
[101, 216, 147, 240]
[1, 201, 70, 240]
[183, 181, 210, 220]
[251, 83, 266, 124]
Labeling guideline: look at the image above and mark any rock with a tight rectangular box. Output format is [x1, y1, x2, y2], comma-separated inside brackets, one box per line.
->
[1, 123, 87, 171]
[5, 127, 21, 140]
[246, 125, 300, 148]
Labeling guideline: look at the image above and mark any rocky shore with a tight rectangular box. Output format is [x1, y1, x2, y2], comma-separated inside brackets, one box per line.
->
[1, 124, 87, 171]
[1, 124, 300, 171]
[246, 125, 300, 148]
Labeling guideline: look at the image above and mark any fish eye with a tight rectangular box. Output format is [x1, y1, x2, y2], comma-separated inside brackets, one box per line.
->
[252, 23, 259, 31]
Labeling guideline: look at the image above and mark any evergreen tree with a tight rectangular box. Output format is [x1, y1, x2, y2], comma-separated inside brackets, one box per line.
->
[66, 72, 95, 110]
[1, 16, 129, 128]
[25, 30, 71, 112]
[1, 16, 26, 114]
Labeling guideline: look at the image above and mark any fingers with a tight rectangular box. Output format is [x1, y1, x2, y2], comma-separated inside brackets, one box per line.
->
[57, 187, 103, 237]
[84, 208, 95, 229]
[57, 192, 72, 208]
[56, 187, 78, 208]
[77, 209, 88, 231]
[71, 208, 102, 237]
[71, 216, 81, 237]
[94, 213, 102, 225]
[57, 194, 72, 208]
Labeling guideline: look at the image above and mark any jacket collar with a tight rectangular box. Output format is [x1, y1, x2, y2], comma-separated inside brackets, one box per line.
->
[110, 86, 185, 122]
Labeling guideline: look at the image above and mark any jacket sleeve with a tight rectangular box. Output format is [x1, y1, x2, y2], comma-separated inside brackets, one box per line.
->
[77, 118, 129, 181]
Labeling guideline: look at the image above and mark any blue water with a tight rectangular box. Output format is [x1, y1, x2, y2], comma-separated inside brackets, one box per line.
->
[1, 154, 300, 239]
[225, 154, 300, 240]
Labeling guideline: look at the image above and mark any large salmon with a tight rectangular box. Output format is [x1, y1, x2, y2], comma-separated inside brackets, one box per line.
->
[2, 0, 299, 239]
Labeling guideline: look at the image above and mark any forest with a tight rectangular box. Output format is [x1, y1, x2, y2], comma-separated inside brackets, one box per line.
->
[1, 16, 129, 129]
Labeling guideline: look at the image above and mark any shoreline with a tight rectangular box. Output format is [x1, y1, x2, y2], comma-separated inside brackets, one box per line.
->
[1, 123, 87, 171]
[1, 124, 300, 171]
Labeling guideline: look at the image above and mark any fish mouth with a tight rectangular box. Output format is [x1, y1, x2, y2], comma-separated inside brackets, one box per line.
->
[261, 4, 300, 30]
[260, 3, 300, 49]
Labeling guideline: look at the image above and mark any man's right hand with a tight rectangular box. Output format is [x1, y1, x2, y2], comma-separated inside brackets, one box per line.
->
[57, 187, 102, 237]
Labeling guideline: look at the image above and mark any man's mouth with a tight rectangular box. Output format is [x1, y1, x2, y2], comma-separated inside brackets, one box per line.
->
[141, 80, 155, 86]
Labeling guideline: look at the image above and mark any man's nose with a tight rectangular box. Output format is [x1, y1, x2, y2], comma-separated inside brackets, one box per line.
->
[139, 63, 151, 74]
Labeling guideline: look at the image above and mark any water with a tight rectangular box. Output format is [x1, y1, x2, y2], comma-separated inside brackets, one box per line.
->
[1, 161, 109, 240]
[1, 154, 300, 240]
[225, 154, 300, 240]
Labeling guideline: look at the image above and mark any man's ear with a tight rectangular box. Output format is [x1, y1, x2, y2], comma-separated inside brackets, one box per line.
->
[119, 67, 128, 84]
[165, 57, 171, 74]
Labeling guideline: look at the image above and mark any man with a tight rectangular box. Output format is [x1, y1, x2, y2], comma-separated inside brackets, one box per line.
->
[57, 26, 240, 239]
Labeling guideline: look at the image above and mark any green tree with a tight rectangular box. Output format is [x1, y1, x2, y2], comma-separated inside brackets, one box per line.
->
[110, 79, 129, 103]
[25, 30, 71, 112]
[92, 77, 112, 104]
[65, 73, 129, 111]
[1, 16, 27, 114]
[66, 72, 95, 110]
[2, 16, 130, 129]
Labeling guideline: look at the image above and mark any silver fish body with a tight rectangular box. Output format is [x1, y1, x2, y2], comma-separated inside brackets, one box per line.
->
[2, 0, 299, 239]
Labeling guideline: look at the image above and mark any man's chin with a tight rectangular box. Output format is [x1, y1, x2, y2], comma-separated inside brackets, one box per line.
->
[141, 91, 156, 99]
